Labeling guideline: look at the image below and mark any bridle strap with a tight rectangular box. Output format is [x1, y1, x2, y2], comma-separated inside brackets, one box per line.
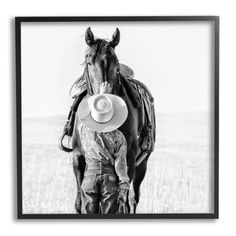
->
[84, 65, 94, 95]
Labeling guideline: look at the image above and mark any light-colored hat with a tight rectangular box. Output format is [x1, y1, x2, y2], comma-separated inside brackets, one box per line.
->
[78, 94, 128, 132]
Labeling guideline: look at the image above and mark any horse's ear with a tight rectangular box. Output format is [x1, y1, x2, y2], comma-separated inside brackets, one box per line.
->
[85, 27, 95, 46]
[110, 28, 120, 48]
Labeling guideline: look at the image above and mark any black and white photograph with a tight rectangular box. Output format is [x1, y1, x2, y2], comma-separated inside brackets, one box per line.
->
[16, 16, 219, 218]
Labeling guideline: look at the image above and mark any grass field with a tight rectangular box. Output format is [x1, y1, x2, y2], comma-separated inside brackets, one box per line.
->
[22, 112, 214, 214]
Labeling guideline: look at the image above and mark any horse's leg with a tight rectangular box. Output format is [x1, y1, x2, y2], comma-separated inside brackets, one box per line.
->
[126, 146, 138, 214]
[133, 153, 151, 213]
[73, 152, 86, 214]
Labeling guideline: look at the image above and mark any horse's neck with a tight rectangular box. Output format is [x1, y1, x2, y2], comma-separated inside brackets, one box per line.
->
[112, 76, 124, 96]
[113, 78, 130, 106]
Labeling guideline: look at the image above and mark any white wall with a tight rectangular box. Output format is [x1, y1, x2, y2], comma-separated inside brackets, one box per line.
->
[0, 0, 235, 235]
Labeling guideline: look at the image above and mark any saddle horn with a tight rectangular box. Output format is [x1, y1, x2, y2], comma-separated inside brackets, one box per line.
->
[110, 28, 120, 48]
[85, 27, 95, 46]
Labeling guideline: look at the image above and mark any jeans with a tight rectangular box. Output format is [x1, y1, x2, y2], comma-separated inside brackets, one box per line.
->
[81, 165, 118, 214]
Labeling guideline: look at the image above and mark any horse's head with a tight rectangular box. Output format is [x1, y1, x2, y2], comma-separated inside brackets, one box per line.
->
[84, 27, 120, 94]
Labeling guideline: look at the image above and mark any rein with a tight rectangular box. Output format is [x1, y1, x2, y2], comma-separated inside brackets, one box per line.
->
[84, 65, 94, 95]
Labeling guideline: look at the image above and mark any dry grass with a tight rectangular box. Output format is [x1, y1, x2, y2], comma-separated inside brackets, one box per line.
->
[22, 112, 214, 214]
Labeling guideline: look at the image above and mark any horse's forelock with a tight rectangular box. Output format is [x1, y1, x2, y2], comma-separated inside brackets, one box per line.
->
[84, 38, 115, 62]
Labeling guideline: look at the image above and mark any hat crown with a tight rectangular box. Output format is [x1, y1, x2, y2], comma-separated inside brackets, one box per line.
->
[89, 94, 114, 123]
[94, 95, 112, 113]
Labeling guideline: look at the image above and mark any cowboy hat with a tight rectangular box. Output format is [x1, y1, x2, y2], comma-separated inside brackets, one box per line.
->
[78, 93, 128, 132]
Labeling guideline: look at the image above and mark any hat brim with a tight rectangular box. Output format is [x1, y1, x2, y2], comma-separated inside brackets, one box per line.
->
[78, 94, 128, 132]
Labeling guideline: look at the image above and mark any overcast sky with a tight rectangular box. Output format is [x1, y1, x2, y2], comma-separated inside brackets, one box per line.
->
[21, 21, 214, 118]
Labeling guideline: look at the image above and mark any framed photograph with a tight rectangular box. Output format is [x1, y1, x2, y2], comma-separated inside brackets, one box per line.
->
[16, 16, 219, 219]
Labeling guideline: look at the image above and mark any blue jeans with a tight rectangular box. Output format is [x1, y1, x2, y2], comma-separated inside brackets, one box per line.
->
[81, 165, 118, 214]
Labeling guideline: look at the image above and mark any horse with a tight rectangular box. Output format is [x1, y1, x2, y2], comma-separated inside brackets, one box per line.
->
[71, 27, 156, 213]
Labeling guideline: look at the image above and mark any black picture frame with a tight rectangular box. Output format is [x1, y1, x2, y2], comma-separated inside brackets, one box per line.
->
[15, 16, 219, 219]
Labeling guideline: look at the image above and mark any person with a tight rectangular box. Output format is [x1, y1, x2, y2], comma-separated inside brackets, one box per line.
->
[76, 82, 130, 214]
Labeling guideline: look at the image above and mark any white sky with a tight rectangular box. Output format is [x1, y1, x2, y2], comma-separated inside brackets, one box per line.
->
[21, 21, 214, 118]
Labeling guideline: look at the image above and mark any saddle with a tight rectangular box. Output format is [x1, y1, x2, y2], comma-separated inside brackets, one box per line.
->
[124, 77, 156, 153]
[59, 64, 156, 154]
[118, 65, 156, 153]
